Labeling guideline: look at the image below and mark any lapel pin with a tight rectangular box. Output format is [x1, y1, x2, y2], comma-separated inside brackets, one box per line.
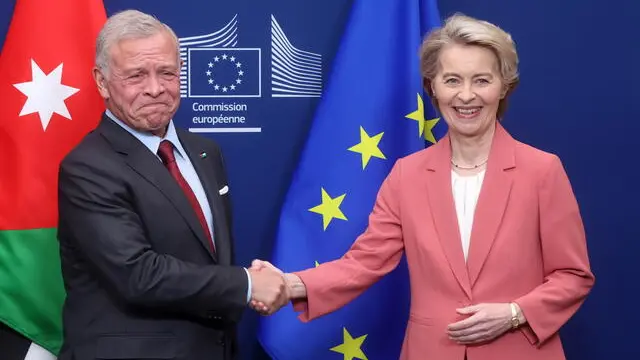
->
[200, 152, 207, 159]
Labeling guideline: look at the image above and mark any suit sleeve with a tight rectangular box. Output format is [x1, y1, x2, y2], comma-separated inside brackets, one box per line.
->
[514, 155, 595, 345]
[57, 154, 248, 322]
[292, 160, 406, 321]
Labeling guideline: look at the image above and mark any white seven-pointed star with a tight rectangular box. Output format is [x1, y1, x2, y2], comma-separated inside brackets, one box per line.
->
[13, 59, 79, 131]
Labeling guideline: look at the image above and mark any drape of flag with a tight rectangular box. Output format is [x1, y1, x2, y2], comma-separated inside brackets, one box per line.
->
[258, 0, 443, 359]
[0, 0, 106, 358]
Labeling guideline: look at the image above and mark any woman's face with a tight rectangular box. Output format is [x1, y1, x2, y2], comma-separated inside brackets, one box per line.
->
[431, 44, 504, 138]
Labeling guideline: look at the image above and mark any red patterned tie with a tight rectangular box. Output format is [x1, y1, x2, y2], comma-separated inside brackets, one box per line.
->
[157, 140, 215, 253]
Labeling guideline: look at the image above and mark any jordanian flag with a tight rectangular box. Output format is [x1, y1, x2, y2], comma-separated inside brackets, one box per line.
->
[0, 0, 106, 358]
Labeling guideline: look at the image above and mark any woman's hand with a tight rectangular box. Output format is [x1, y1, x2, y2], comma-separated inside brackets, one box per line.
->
[447, 303, 519, 344]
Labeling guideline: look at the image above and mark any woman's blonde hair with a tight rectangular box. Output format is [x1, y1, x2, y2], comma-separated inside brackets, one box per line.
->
[420, 14, 519, 119]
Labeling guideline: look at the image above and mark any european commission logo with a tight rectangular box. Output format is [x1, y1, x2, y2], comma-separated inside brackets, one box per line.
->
[177, 14, 323, 133]
[178, 14, 322, 99]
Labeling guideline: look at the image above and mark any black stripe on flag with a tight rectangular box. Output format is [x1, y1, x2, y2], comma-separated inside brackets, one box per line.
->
[0, 321, 32, 359]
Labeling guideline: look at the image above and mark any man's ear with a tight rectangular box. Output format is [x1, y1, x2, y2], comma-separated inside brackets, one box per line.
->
[92, 67, 109, 99]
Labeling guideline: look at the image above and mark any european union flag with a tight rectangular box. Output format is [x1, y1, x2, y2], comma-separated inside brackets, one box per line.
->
[259, 0, 444, 359]
[187, 48, 261, 97]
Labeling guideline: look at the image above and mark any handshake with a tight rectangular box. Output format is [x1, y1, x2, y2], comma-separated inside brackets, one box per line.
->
[247, 260, 307, 315]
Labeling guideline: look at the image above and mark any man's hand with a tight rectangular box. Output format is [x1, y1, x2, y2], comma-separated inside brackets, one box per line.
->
[248, 260, 308, 315]
[250, 259, 282, 275]
[247, 263, 287, 315]
[447, 303, 521, 344]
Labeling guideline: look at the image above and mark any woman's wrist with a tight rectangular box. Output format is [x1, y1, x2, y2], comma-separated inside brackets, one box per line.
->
[284, 273, 307, 299]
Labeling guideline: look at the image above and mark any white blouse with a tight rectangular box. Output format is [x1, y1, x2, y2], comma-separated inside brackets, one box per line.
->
[451, 170, 486, 261]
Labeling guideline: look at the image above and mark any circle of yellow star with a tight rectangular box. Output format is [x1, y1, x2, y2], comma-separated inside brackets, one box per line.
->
[330, 327, 368, 360]
[348, 126, 386, 169]
[405, 93, 440, 144]
[308, 188, 348, 230]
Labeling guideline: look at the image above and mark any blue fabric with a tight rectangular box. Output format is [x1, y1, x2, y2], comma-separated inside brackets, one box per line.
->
[258, 1, 443, 358]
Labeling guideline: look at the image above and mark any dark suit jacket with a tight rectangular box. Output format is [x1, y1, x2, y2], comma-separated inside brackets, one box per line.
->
[56, 114, 248, 360]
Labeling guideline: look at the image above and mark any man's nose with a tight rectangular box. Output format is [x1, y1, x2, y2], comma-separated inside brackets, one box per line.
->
[144, 74, 164, 97]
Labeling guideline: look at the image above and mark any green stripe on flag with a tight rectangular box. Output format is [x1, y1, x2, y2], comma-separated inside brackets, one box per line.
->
[0, 228, 65, 355]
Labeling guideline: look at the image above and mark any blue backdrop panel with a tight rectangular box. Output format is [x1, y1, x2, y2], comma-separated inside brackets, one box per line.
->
[0, 0, 637, 359]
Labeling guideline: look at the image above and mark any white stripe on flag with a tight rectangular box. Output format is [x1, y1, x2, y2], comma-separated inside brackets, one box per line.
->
[24, 342, 56, 360]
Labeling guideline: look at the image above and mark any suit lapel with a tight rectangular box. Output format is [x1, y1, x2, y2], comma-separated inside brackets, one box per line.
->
[425, 135, 472, 298]
[98, 116, 217, 262]
[179, 131, 232, 266]
[466, 124, 515, 287]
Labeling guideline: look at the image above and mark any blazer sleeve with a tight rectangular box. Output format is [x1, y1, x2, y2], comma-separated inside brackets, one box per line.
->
[57, 154, 248, 323]
[292, 160, 406, 321]
[514, 155, 595, 345]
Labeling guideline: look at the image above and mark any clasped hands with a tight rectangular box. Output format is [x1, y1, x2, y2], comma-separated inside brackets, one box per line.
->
[246, 260, 292, 315]
[246, 260, 522, 344]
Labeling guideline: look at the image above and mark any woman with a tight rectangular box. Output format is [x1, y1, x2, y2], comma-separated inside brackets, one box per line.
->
[253, 14, 594, 360]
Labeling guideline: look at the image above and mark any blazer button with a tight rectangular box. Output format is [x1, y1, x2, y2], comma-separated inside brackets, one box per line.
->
[217, 338, 225, 346]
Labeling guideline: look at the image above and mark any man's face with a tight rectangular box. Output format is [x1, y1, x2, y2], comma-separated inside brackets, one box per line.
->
[94, 31, 181, 136]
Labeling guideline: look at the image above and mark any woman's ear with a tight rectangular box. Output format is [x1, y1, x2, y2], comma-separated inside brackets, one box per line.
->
[424, 78, 434, 97]
[500, 85, 508, 99]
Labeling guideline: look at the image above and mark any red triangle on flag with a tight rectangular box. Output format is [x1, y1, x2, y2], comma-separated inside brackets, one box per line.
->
[0, 0, 107, 230]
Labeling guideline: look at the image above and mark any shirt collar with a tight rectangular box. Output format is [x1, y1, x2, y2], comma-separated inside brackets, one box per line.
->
[105, 109, 187, 159]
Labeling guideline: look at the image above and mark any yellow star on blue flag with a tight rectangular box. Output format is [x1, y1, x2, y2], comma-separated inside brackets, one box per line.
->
[405, 93, 440, 144]
[309, 188, 348, 230]
[348, 126, 386, 169]
[331, 328, 368, 360]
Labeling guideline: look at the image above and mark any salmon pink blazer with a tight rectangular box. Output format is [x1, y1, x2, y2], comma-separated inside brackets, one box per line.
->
[293, 124, 594, 360]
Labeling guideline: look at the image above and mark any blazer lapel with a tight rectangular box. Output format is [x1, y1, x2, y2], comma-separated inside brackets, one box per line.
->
[98, 117, 216, 261]
[179, 132, 232, 266]
[425, 135, 472, 299]
[466, 124, 515, 287]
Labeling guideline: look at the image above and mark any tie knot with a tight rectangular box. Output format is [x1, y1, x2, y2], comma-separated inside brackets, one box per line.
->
[157, 140, 176, 164]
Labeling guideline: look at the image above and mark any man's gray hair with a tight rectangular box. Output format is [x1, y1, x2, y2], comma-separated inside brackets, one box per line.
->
[95, 9, 180, 73]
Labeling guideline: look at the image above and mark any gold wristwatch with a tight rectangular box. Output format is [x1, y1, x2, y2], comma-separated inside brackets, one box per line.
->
[509, 302, 521, 329]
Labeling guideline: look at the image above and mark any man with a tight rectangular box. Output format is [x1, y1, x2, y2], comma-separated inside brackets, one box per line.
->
[57, 10, 287, 360]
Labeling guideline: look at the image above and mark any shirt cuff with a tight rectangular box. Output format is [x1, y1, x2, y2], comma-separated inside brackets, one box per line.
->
[244, 267, 252, 304]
